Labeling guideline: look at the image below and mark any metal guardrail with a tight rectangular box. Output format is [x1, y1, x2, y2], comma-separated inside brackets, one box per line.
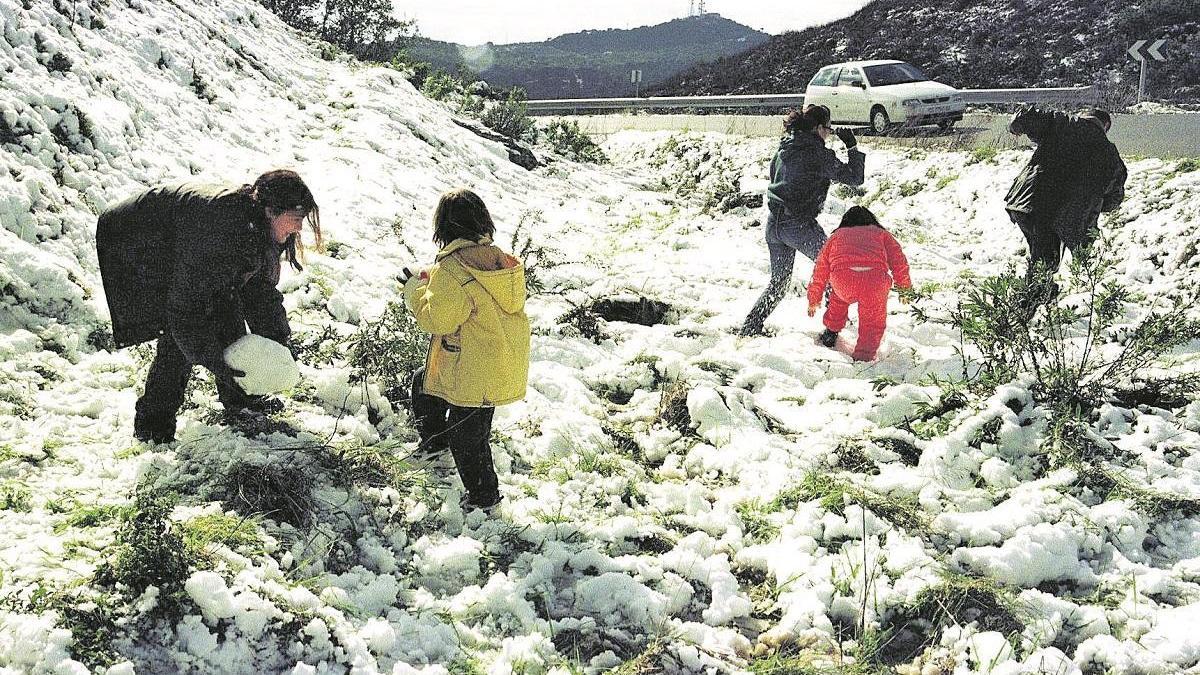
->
[957, 87, 1099, 104]
[526, 87, 1099, 114]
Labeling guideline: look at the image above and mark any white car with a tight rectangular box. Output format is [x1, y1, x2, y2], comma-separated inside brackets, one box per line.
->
[804, 60, 965, 134]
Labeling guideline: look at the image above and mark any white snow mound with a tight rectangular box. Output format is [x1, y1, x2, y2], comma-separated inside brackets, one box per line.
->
[223, 334, 300, 395]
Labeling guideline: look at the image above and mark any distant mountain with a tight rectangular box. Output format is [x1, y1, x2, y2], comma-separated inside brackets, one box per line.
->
[407, 14, 770, 99]
[650, 0, 1200, 103]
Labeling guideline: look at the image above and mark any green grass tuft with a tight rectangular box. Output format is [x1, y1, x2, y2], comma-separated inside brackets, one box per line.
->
[771, 472, 927, 533]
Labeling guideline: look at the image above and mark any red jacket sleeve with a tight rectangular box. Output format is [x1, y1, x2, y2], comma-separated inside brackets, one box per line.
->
[883, 232, 912, 289]
[807, 241, 832, 307]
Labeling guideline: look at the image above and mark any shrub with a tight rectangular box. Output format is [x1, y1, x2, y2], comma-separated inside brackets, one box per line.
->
[46, 52, 73, 73]
[898, 180, 924, 198]
[540, 119, 607, 163]
[420, 70, 458, 101]
[481, 89, 537, 143]
[0, 482, 32, 512]
[346, 301, 427, 403]
[911, 248, 1200, 414]
[834, 184, 867, 199]
[558, 303, 607, 342]
[93, 490, 190, 616]
[649, 135, 744, 213]
[966, 146, 997, 165]
[509, 209, 561, 294]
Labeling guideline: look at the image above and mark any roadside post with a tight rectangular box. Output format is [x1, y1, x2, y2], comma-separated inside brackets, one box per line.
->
[1128, 39, 1167, 103]
[631, 69, 643, 98]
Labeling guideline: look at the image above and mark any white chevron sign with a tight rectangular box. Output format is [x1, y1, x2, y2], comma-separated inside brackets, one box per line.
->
[1128, 39, 1168, 104]
[1128, 39, 1167, 62]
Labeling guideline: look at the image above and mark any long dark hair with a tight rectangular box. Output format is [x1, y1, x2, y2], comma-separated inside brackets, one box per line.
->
[432, 188, 495, 248]
[246, 169, 322, 271]
[837, 205, 882, 230]
[783, 104, 832, 135]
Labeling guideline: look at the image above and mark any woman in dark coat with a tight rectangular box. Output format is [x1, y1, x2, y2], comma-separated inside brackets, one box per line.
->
[738, 105, 865, 336]
[95, 169, 321, 443]
[1004, 107, 1126, 288]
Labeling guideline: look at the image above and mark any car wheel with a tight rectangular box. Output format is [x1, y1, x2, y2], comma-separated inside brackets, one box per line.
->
[870, 107, 891, 135]
[938, 120, 955, 131]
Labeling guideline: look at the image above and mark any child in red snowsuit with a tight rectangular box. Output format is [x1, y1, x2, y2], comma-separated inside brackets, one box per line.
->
[807, 206, 912, 361]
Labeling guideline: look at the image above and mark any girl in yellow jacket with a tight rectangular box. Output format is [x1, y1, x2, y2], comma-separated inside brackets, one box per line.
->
[402, 188, 530, 513]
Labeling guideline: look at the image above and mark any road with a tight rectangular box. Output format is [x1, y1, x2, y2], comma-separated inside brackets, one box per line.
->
[558, 113, 1200, 159]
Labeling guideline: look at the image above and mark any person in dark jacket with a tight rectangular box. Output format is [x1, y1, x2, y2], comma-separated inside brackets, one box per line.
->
[1005, 107, 1126, 290]
[96, 169, 321, 443]
[738, 104, 865, 336]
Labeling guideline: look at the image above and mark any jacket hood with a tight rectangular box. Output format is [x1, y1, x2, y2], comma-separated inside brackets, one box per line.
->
[437, 238, 526, 313]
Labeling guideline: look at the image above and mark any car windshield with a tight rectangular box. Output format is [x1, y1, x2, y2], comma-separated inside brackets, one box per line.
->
[863, 63, 928, 87]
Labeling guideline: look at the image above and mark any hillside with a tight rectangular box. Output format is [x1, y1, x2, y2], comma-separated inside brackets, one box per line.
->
[3, 0, 1200, 673]
[651, 0, 1200, 102]
[407, 14, 769, 99]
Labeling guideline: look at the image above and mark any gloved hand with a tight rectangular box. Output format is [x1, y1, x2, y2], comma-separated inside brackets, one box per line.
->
[807, 303, 819, 317]
[835, 127, 857, 149]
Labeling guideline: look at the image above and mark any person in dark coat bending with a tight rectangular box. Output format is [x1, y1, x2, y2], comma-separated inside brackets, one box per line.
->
[96, 169, 321, 443]
[1005, 107, 1126, 289]
[738, 104, 865, 336]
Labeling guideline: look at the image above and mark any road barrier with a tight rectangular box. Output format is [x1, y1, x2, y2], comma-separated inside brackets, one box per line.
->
[526, 87, 1099, 114]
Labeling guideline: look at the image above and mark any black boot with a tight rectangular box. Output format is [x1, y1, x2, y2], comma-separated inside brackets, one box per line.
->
[819, 329, 839, 348]
[133, 411, 176, 444]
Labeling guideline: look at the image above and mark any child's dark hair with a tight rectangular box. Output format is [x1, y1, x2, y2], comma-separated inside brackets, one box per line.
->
[783, 104, 832, 134]
[433, 188, 495, 247]
[838, 205, 882, 229]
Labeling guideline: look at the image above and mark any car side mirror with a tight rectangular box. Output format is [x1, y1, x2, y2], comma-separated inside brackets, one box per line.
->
[856, 82, 867, 89]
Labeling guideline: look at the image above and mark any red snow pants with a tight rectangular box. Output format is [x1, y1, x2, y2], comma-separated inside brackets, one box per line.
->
[822, 268, 892, 361]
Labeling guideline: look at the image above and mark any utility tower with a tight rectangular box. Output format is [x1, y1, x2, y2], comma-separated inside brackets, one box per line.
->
[688, 0, 706, 17]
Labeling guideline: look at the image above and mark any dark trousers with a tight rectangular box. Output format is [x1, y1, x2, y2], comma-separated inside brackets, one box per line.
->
[1012, 210, 1064, 282]
[410, 367, 499, 506]
[741, 208, 828, 335]
[133, 333, 252, 440]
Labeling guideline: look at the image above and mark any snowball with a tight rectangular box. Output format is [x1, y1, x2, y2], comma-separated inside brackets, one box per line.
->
[223, 334, 300, 395]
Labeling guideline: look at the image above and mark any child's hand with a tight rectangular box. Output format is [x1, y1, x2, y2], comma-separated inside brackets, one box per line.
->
[807, 303, 819, 317]
[897, 287, 914, 305]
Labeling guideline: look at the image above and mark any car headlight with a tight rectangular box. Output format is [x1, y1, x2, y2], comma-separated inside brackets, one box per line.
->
[902, 98, 922, 107]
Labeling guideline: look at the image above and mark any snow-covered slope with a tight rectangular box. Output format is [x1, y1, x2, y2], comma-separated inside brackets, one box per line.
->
[3, 0, 1200, 674]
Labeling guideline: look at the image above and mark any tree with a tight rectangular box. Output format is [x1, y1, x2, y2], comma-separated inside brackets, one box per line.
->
[318, 0, 410, 59]
[257, 0, 415, 62]
[258, 0, 318, 33]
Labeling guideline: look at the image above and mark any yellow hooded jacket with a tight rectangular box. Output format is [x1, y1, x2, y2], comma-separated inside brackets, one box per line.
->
[403, 238, 530, 408]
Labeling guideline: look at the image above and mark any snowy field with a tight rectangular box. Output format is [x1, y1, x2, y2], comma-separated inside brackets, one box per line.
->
[3, 0, 1200, 673]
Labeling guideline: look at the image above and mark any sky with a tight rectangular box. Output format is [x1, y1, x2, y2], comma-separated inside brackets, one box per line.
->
[392, 0, 875, 45]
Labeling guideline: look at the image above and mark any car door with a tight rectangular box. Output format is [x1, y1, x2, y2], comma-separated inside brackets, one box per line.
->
[835, 67, 870, 124]
[805, 66, 840, 114]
